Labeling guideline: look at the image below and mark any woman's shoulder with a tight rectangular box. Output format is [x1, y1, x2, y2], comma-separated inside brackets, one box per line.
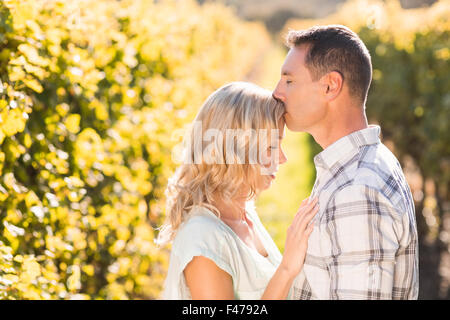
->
[179, 205, 224, 230]
[173, 206, 231, 248]
[170, 206, 237, 276]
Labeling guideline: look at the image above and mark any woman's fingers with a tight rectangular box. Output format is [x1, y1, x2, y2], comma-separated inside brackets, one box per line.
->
[296, 196, 318, 216]
[297, 196, 315, 210]
[299, 204, 319, 229]
[296, 204, 318, 231]
[295, 197, 318, 222]
[283, 204, 318, 277]
[300, 197, 309, 206]
[303, 222, 314, 239]
[291, 205, 318, 238]
[288, 197, 319, 245]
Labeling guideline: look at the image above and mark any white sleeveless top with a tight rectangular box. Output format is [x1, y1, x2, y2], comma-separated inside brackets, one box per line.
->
[160, 203, 293, 299]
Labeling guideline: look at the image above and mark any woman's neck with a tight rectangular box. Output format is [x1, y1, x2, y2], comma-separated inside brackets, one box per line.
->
[211, 195, 247, 222]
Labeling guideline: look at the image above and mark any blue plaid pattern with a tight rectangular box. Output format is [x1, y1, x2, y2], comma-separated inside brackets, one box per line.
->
[292, 125, 419, 300]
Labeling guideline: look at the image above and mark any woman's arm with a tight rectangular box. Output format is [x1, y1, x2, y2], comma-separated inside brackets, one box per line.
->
[261, 197, 318, 299]
[184, 255, 235, 299]
[260, 263, 296, 299]
[184, 197, 318, 300]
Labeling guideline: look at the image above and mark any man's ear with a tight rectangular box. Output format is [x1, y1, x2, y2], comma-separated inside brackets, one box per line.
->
[320, 71, 343, 101]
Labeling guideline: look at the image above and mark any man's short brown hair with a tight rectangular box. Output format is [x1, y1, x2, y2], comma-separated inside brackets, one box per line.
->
[286, 25, 372, 104]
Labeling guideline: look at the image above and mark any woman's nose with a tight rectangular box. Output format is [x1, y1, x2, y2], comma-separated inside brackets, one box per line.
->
[279, 149, 287, 165]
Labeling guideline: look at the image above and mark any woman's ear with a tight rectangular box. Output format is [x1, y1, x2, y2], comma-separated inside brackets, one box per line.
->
[320, 71, 343, 101]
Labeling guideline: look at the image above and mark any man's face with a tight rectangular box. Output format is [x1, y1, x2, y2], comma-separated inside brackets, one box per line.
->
[273, 45, 327, 132]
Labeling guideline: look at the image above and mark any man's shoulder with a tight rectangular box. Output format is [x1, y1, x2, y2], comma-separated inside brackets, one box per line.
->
[351, 142, 405, 189]
[333, 142, 411, 210]
[358, 141, 401, 173]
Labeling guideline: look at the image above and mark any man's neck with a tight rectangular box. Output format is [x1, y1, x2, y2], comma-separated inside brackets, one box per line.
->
[311, 110, 369, 150]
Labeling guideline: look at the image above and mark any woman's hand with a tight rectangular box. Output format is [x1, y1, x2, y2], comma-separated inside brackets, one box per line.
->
[280, 196, 319, 279]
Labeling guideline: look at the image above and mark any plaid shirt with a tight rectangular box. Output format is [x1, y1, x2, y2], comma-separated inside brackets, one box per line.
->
[292, 125, 419, 300]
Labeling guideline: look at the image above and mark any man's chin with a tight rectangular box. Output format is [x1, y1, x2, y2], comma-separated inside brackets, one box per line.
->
[285, 119, 305, 132]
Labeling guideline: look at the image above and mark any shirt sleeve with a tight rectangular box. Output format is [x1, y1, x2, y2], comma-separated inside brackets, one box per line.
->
[323, 184, 402, 299]
[172, 217, 235, 279]
[161, 216, 237, 299]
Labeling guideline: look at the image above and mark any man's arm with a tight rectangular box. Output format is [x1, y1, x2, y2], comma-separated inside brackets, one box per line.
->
[324, 184, 401, 299]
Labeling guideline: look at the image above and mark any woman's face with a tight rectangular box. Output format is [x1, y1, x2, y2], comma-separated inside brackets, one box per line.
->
[257, 119, 287, 191]
[235, 119, 287, 200]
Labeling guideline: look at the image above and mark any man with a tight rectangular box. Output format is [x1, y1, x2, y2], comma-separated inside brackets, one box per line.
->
[273, 25, 419, 299]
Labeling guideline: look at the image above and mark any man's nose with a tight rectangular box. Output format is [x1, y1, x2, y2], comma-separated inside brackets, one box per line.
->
[272, 86, 285, 103]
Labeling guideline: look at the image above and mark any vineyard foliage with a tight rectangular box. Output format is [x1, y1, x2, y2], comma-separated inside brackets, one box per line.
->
[0, 0, 270, 299]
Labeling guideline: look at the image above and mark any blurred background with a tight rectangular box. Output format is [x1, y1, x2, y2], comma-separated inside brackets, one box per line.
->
[0, 0, 448, 299]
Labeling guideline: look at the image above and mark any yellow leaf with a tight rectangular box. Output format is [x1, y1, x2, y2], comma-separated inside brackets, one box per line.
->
[82, 264, 95, 277]
[13, 255, 23, 263]
[20, 258, 41, 284]
[56, 103, 70, 117]
[0, 151, 4, 176]
[23, 133, 32, 148]
[25, 19, 43, 37]
[22, 77, 43, 93]
[1, 109, 26, 136]
[8, 66, 26, 82]
[9, 55, 27, 66]
[67, 265, 81, 291]
[2, 274, 19, 285]
[24, 63, 48, 80]
[3, 172, 17, 189]
[0, 185, 8, 201]
[17, 44, 48, 67]
[25, 191, 40, 207]
[65, 114, 81, 134]
[0, 99, 7, 110]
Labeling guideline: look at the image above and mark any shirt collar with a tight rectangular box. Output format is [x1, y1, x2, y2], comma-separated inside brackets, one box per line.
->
[313, 125, 381, 171]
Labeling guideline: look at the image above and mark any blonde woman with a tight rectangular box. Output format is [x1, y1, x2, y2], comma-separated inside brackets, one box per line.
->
[157, 82, 318, 300]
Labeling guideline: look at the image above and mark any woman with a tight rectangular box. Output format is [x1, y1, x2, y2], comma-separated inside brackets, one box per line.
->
[157, 82, 318, 299]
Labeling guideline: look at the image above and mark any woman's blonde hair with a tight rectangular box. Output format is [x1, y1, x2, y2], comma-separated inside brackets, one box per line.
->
[155, 82, 285, 245]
